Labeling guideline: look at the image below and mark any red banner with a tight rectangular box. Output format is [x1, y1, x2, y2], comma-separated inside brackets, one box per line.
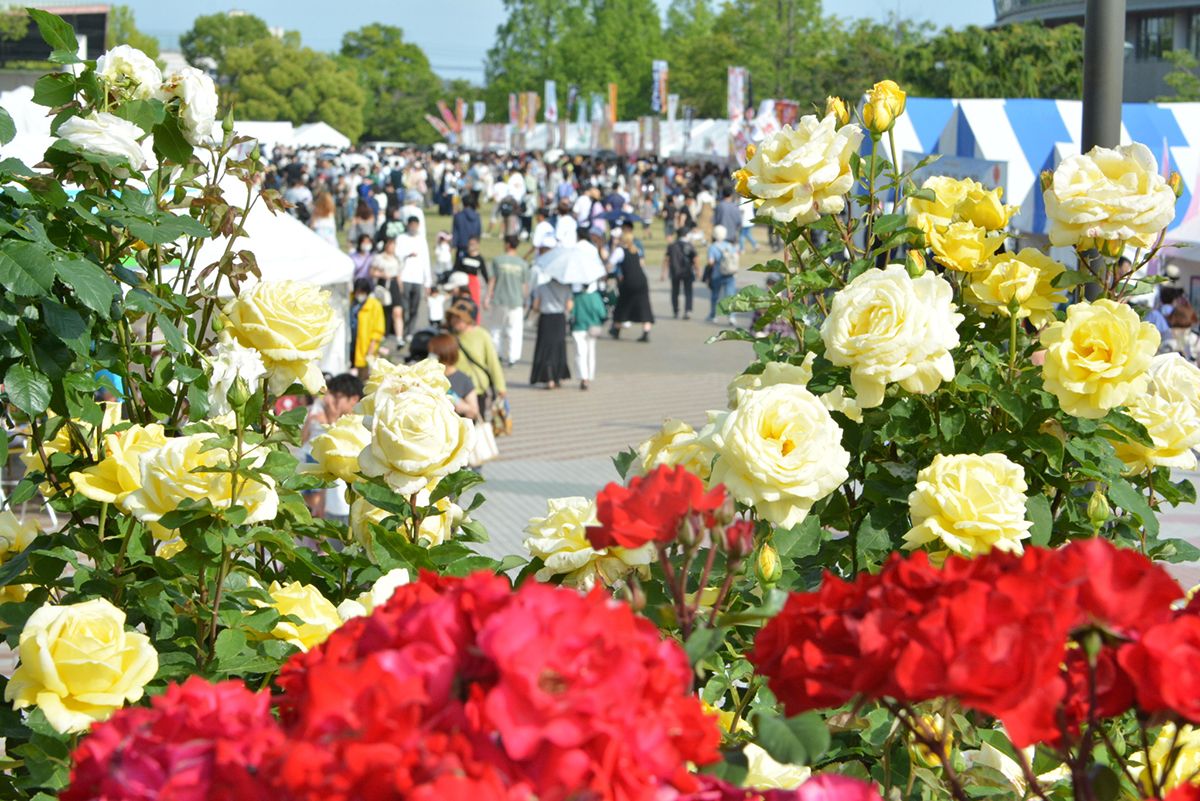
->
[425, 114, 451, 138]
[607, 83, 618, 125]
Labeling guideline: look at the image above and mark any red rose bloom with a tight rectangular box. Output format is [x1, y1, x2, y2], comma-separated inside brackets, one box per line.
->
[1162, 786, 1200, 801]
[63, 677, 280, 801]
[1119, 611, 1200, 723]
[1054, 537, 1182, 636]
[675, 774, 883, 801]
[588, 465, 726, 550]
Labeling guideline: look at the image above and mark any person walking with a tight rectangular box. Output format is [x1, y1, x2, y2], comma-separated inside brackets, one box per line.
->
[427, 333, 481, 422]
[350, 278, 385, 381]
[370, 237, 405, 346]
[451, 193, 482, 257]
[395, 215, 433, 341]
[487, 235, 531, 367]
[713, 187, 742, 245]
[445, 297, 506, 419]
[349, 233, 375, 282]
[662, 227, 698, 319]
[706, 224, 739, 325]
[309, 191, 338, 247]
[608, 229, 654, 342]
[529, 277, 573, 389]
[452, 237, 489, 317]
[571, 281, 605, 390]
[739, 201, 759, 253]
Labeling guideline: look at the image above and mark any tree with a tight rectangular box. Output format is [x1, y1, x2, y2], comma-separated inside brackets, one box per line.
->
[0, 5, 28, 44]
[340, 24, 442, 143]
[223, 36, 365, 142]
[106, 5, 159, 59]
[179, 12, 271, 78]
[1159, 49, 1200, 101]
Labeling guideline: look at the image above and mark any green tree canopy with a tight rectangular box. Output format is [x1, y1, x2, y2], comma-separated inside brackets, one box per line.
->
[179, 12, 271, 78]
[223, 35, 365, 142]
[105, 5, 159, 59]
[1161, 49, 1200, 102]
[340, 23, 442, 143]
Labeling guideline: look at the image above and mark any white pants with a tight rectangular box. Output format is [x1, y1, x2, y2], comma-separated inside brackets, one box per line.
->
[572, 330, 596, 381]
[491, 305, 524, 363]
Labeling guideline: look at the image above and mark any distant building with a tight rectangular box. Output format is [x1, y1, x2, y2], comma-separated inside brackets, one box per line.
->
[994, 0, 1200, 101]
[0, 1, 108, 63]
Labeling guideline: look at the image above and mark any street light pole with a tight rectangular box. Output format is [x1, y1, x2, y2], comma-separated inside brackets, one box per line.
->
[1080, 0, 1126, 299]
[1081, 0, 1126, 152]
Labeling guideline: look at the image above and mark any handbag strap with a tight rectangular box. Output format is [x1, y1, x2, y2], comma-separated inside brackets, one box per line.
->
[455, 335, 498, 401]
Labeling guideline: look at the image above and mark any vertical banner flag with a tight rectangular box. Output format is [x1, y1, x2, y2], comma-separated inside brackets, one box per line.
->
[666, 93, 679, 124]
[590, 93, 604, 125]
[473, 101, 486, 123]
[517, 92, 528, 131]
[727, 67, 747, 122]
[567, 84, 579, 119]
[651, 60, 668, 113]
[608, 82, 618, 125]
[508, 93, 518, 126]
[774, 99, 799, 127]
[425, 114, 452, 138]
[544, 79, 558, 123]
[454, 98, 466, 132]
[526, 91, 541, 130]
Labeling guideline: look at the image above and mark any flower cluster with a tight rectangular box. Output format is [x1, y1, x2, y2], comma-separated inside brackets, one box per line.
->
[751, 538, 1185, 747]
[65, 572, 722, 801]
[524, 496, 653, 590]
[587, 465, 726, 549]
[907, 175, 1013, 273]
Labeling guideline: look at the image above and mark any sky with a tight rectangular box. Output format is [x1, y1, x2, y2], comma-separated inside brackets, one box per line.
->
[125, 0, 997, 81]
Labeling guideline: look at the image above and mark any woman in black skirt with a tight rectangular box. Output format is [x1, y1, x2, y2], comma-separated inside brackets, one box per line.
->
[529, 278, 573, 389]
[609, 228, 655, 342]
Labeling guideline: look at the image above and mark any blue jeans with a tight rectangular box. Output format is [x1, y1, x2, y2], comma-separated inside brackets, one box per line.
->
[740, 227, 758, 251]
[708, 273, 736, 321]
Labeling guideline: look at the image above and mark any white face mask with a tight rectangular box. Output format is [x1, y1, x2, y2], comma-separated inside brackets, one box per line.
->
[359, 243, 372, 253]
[355, 293, 368, 302]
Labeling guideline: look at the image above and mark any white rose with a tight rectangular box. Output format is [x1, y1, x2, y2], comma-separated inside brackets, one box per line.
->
[727, 354, 815, 408]
[206, 333, 267, 418]
[58, 112, 154, 172]
[1114, 353, 1200, 474]
[159, 67, 219, 146]
[706, 384, 850, 529]
[358, 387, 473, 494]
[337, 567, 411, 620]
[523, 497, 653, 590]
[741, 114, 864, 224]
[95, 45, 162, 100]
[821, 265, 963, 409]
[1044, 142, 1177, 249]
[357, 357, 452, 416]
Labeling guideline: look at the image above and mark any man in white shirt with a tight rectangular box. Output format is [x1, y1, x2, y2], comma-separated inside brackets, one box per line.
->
[531, 206, 557, 252]
[395, 216, 433, 340]
[555, 200, 578, 247]
[399, 190, 426, 237]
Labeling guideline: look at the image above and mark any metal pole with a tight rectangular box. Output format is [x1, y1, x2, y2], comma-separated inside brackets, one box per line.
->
[1080, 0, 1126, 299]
[1081, 0, 1126, 151]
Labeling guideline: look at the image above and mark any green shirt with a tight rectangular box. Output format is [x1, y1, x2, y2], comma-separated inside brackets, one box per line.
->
[455, 326, 507, 394]
[491, 254, 530, 308]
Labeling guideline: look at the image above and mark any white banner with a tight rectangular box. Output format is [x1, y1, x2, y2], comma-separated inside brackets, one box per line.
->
[473, 101, 486, 123]
[727, 66, 747, 123]
[651, 59, 668, 114]
[544, 79, 558, 123]
[667, 93, 679, 124]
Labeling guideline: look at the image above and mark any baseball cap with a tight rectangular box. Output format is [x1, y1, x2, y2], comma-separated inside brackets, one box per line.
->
[445, 296, 479, 321]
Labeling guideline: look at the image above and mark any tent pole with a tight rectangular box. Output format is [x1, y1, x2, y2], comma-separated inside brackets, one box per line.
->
[1080, 0, 1126, 300]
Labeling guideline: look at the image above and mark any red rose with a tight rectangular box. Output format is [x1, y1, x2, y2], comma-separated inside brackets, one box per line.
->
[1162, 786, 1200, 801]
[1053, 538, 1182, 637]
[673, 774, 882, 801]
[1061, 644, 1135, 733]
[1119, 612, 1200, 722]
[588, 465, 726, 550]
[63, 677, 280, 801]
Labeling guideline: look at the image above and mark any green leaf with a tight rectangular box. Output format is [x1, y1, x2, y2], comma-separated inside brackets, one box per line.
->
[0, 107, 13, 146]
[753, 711, 830, 767]
[32, 73, 75, 108]
[151, 115, 194, 164]
[684, 626, 722, 666]
[1107, 478, 1159, 539]
[1025, 493, 1052, 547]
[41, 299, 88, 353]
[0, 241, 54, 295]
[28, 9, 78, 53]
[54, 258, 118, 317]
[156, 317, 187, 354]
[612, 448, 637, 480]
[4, 364, 51, 414]
[114, 99, 166, 135]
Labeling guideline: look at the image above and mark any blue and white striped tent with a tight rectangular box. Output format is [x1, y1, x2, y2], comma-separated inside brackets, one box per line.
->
[920, 98, 1200, 239]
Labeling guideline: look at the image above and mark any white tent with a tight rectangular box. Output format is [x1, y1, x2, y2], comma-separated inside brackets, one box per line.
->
[293, 122, 351, 150]
[0, 85, 50, 137]
[180, 180, 354, 375]
[233, 121, 296, 152]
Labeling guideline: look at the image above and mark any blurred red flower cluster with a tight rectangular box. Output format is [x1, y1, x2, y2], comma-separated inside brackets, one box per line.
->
[588, 464, 726, 550]
[64, 572, 721, 801]
[751, 538, 1192, 747]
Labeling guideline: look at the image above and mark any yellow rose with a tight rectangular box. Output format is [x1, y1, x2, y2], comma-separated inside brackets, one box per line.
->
[819, 386, 863, 423]
[706, 384, 850, 529]
[740, 113, 863, 224]
[1131, 724, 1200, 795]
[523, 496, 653, 590]
[824, 95, 850, 128]
[255, 581, 342, 652]
[1044, 142, 1177, 250]
[122, 433, 279, 526]
[958, 182, 1015, 231]
[308, 414, 370, 484]
[69, 423, 169, 512]
[630, 419, 715, 481]
[964, 248, 1068, 327]
[5, 598, 158, 733]
[903, 453, 1032, 557]
[1040, 299, 1159, 419]
[336, 567, 411, 620]
[1114, 354, 1200, 474]
[222, 280, 339, 395]
[928, 221, 1005, 273]
[821, 265, 963, 408]
[727, 354, 815, 407]
[20, 402, 122, 490]
[733, 166, 752, 199]
[358, 357, 451, 415]
[358, 386, 473, 495]
[908, 176, 972, 238]
[744, 743, 811, 790]
[861, 79, 906, 134]
[0, 511, 38, 603]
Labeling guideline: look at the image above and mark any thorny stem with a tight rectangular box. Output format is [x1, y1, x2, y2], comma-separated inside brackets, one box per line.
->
[889, 702, 971, 801]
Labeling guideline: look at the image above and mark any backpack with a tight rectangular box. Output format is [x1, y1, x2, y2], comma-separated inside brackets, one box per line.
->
[1169, 295, 1199, 329]
[498, 196, 517, 217]
[717, 241, 740, 276]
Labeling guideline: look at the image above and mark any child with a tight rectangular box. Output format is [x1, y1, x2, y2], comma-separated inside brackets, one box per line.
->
[434, 231, 453, 281]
